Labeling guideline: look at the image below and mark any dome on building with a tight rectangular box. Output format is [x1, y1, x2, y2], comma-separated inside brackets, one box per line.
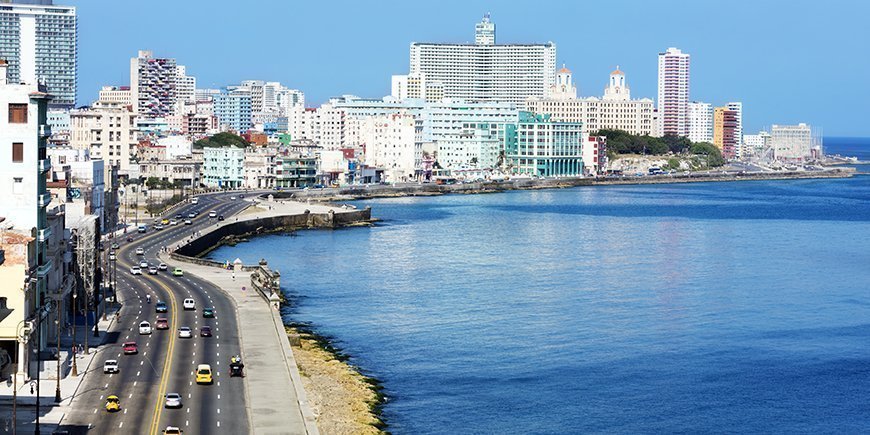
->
[558, 65, 571, 74]
[611, 66, 624, 75]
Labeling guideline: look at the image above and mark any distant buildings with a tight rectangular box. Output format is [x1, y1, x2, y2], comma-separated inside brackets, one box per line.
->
[97, 85, 132, 106]
[713, 106, 739, 159]
[657, 47, 690, 137]
[214, 89, 252, 133]
[687, 101, 713, 143]
[526, 67, 654, 136]
[130, 50, 177, 118]
[0, 1, 77, 108]
[70, 101, 138, 173]
[202, 146, 244, 188]
[399, 14, 556, 104]
[771, 123, 818, 162]
[362, 113, 419, 182]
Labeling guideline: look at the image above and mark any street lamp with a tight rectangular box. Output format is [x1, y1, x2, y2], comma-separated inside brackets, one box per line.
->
[12, 320, 31, 435]
[71, 287, 78, 377]
[55, 302, 62, 402]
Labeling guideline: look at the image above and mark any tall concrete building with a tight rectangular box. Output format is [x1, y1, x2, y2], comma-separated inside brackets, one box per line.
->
[502, 112, 584, 177]
[213, 89, 252, 133]
[174, 65, 196, 110]
[713, 106, 739, 159]
[0, 1, 76, 108]
[725, 101, 743, 158]
[130, 50, 177, 118]
[405, 14, 556, 104]
[657, 47, 690, 137]
[687, 101, 713, 143]
[70, 101, 138, 174]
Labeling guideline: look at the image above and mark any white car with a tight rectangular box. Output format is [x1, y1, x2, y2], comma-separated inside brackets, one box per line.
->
[169, 219, 178, 225]
[158, 263, 168, 270]
[178, 327, 192, 338]
[163, 426, 183, 435]
[184, 219, 192, 225]
[230, 196, 237, 200]
[148, 266, 158, 275]
[103, 359, 119, 374]
[182, 298, 195, 310]
[130, 266, 142, 275]
[139, 321, 152, 335]
[188, 212, 196, 218]
[108, 253, 116, 261]
[139, 260, 149, 268]
[154, 224, 164, 230]
[164, 392, 182, 408]
[135, 248, 144, 255]
[209, 211, 217, 218]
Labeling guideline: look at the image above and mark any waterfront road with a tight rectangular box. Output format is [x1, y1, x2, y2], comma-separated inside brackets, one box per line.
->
[58, 192, 260, 434]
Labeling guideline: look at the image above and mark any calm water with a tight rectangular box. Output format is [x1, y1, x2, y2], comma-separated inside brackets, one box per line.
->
[212, 142, 870, 433]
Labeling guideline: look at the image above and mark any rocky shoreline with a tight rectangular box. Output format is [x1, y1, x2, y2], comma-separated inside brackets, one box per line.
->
[280, 167, 856, 202]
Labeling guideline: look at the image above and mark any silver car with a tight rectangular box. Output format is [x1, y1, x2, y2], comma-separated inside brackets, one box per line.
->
[178, 327, 192, 338]
[164, 392, 182, 408]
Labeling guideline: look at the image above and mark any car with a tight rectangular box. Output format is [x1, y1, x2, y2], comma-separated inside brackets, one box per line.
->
[172, 267, 183, 276]
[148, 266, 158, 275]
[111, 243, 119, 250]
[122, 342, 138, 355]
[135, 248, 144, 255]
[161, 218, 170, 225]
[164, 393, 182, 409]
[169, 219, 178, 225]
[130, 266, 142, 275]
[199, 326, 212, 337]
[137, 225, 147, 233]
[195, 364, 213, 384]
[188, 212, 196, 218]
[182, 298, 195, 310]
[174, 214, 183, 219]
[209, 211, 217, 218]
[184, 219, 192, 225]
[109, 252, 116, 261]
[191, 197, 199, 205]
[230, 196, 237, 200]
[163, 426, 183, 435]
[178, 327, 192, 338]
[139, 260, 148, 268]
[103, 359, 119, 374]
[154, 224, 164, 231]
[105, 395, 121, 412]
[155, 301, 168, 313]
[218, 215, 224, 221]
[126, 236, 133, 242]
[202, 307, 215, 318]
[139, 321, 152, 335]
[155, 317, 169, 330]
[158, 263, 168, 270]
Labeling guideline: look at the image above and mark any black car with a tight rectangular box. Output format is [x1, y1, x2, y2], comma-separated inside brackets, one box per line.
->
[155, 301, 168, 313]
[175, 213, 183, 219]
[218, 215, 225, 221]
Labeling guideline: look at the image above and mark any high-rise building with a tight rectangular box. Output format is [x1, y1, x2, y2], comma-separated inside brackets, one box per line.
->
[406, 14, 556, 104]
[725, 101, 743, 158]
[657, 47, 690, 137]
[713, 106, 738, 159]
[175, 65, 196, 111]
[70, 101, 139, 174]
[0, 1, 76, 108]
[130, 50, 177, 118]
[687, 101, 713, 143]
[526, 67, 654, 136]
[213, 89, 252, 133]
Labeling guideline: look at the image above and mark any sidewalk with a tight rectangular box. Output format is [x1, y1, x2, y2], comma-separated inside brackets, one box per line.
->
[0, 307, 119, 433]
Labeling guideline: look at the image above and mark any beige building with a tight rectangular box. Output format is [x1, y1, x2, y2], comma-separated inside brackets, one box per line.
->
[526, 67, 654, 136]
[97, 86, 132, 106]
[70, 101, 139, 174]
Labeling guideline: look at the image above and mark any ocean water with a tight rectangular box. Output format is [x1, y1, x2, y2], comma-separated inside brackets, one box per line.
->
[211, 161, 870, 433]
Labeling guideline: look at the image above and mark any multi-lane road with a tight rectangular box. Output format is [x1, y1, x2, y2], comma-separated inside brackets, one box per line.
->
[59, 192, 258, 434]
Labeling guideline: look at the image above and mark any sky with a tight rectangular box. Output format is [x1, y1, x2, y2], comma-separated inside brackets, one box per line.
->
[74, 0, 870, 136]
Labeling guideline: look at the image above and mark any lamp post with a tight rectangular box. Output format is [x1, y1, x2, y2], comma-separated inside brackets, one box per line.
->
[71, 288, 77, 377]
[101, 257, 108, 321]
[55, 303, 62, 402]
[13, 320, 31, 435]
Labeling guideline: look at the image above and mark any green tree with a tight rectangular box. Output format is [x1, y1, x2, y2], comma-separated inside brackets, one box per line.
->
[690, 142, 725, 167]
[193, 132, 250, 148]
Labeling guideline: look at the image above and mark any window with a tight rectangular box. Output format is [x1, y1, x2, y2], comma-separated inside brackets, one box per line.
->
[9, 104, 27, 123]
[12, 142, 24, 162]
[13, 177, 23, 194]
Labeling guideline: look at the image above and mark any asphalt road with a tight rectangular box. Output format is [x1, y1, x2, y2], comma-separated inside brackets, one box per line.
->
[59, 191, 260, 435]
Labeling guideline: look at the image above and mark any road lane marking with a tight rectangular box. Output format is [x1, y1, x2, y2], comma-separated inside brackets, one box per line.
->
[105, 383, 108, 388]
[129, 393, 133, 398]
[137, 371, 140, 376]
[93, 408, 97, 414]
[119, 422, 124, 428]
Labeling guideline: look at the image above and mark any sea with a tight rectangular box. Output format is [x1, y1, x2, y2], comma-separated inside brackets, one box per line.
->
[209, 137, 870, 433]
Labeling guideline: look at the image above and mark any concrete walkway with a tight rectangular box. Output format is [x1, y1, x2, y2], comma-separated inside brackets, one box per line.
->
[155, 197, 358, 434]
[0, 308, 119, 433]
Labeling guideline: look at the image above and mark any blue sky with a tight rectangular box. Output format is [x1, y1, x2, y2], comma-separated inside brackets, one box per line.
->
[75, 0, 869, 136]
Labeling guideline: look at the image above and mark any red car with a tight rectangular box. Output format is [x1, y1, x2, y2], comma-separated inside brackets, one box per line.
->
[200, 326, 212, 337]
[155, 318, 169, 330]
[123, 342, 138, 355]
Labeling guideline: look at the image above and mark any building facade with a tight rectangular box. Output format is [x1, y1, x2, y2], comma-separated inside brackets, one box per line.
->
[713, 106, 739, 159]
[657, 47, 690, 137]
[771, 123, 816, 162]
[0, 2, 76, 108]
[362, 113, 420, 182]
[406, 15, 556, 104]
[130, 50, 177, 119]
[70, 101, 138, 174]
[725, 101, 743, 158]
[214, 89, 252, 133]
[687, 101, 713, 143]
[97, 86, 132, 106]
[502, 111, 584, 177]
[202, 146, 244, 188]
[526, 67, 654, 136]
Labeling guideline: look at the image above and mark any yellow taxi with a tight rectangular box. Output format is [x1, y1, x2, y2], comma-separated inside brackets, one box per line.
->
[105, 395, 121, 412]
[161, 218, 170, 225]
[195, 364, 213, 384]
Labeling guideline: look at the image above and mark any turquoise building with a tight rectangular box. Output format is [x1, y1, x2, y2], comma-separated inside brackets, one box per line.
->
[502, 111, 584, 177]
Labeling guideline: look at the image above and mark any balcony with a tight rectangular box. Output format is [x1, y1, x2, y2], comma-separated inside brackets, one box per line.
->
[39, 158, 51, 172]
[37, 193, 52, 207]
[37, 259, 53, 277]
[37, 227, 51, 242]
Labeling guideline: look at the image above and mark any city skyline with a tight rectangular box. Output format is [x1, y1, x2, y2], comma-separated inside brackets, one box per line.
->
[71, 0, 869, 136]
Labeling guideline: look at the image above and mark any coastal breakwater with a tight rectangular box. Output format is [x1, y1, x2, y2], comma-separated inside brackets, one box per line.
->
[281, 167, 856, 201]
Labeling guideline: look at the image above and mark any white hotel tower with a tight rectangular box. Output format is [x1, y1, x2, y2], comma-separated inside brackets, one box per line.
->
[404, 14, 556, 104]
